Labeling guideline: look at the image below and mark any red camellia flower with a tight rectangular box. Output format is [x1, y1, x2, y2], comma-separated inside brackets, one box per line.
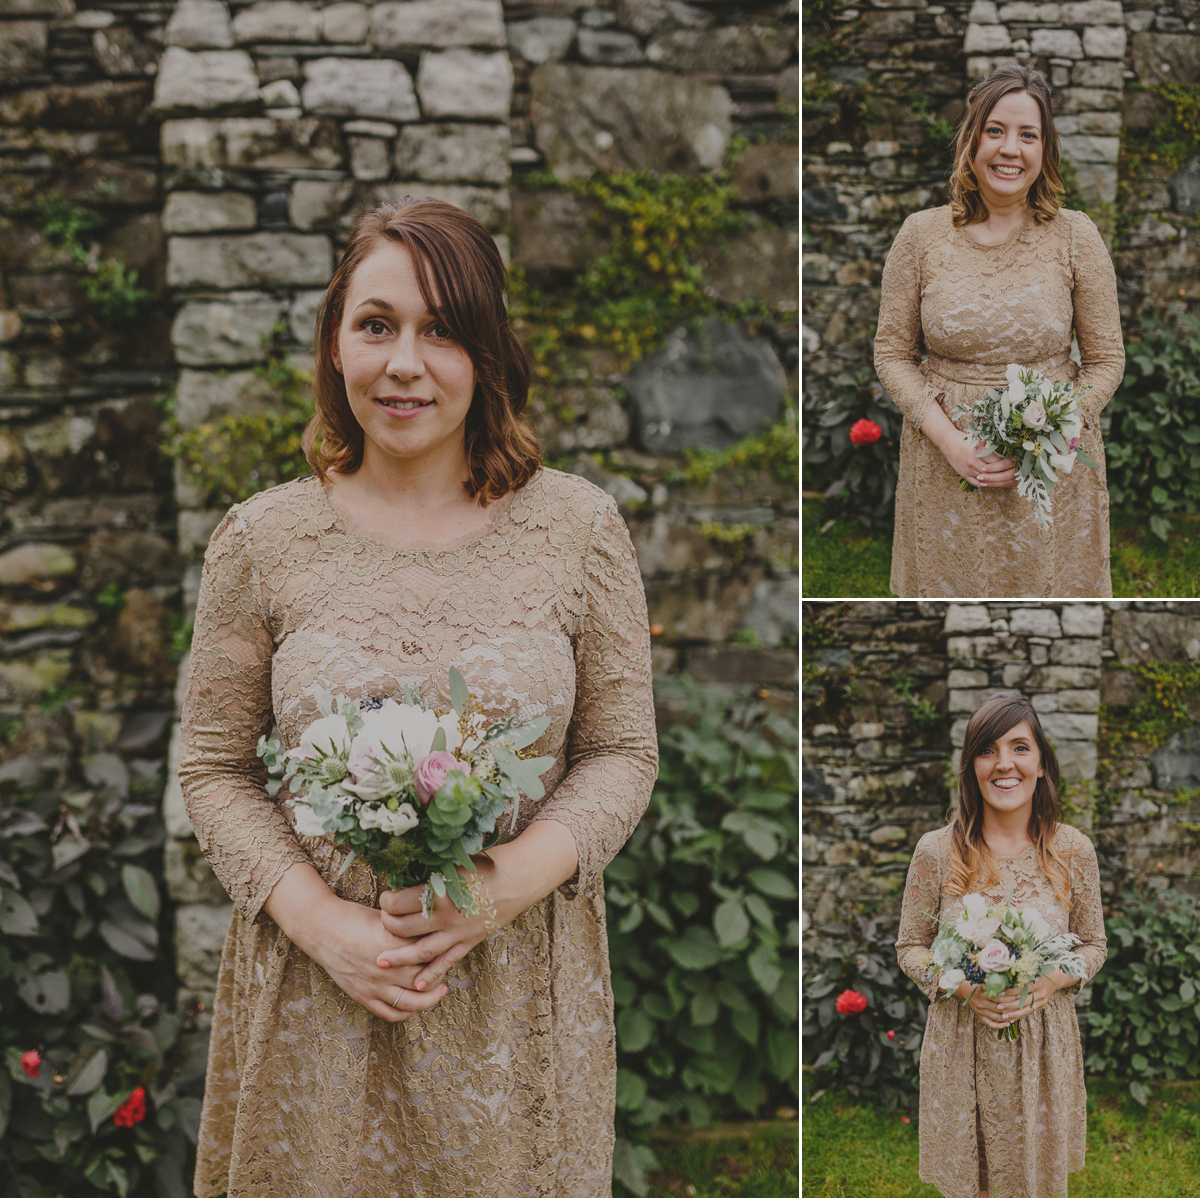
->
[835, 989, 868, 1015]
[887, 1029, 896, 1042]
[848, 419, 883, 445]
[901, 1115, 911, 1124]
[113, 1086, 147, 1128]
[20, 1050, 41, 1078]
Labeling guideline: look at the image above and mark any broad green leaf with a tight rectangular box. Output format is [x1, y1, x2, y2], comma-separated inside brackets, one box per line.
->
[1129, 1080, 1150, 1106]
[747, 868, 798, 900]
[618, 1007, 654, 1053]
[16, 966, 70, 1014]
[51, 834, 90, 870]
[732, 1007, 760, 1046]
[0, 1069, 10, 1139]
[618, 904, 644, 934]
[642, 993, 673, 1021]
[448, 667, 470, 717]
[665, 926, 723, 971]
[100, 914, 158, 961]
[121, 864, 160, 922]
[612, 1139, 657, 1197]
[690, 990, 720, 1026]
[65, 1045, 108, 1096]
[87, 1087, 124, 1132]
[714, 900, 751, 947]
[745, 894, 775, 929]
[748, 947, 783, 995]
[0, 887, 39, 936]
[1181, 979, 1195, 1002]
[766, 1027, 798, 1081]
[615, 1068, 647, 1110]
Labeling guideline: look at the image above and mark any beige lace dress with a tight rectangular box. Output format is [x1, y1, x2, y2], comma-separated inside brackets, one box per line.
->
[177, 468, 658, 1198]
[895, 824, 1107, 1198]
[874, 205, 1125, 599]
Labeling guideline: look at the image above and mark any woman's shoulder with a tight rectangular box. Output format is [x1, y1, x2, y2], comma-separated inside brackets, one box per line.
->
[1052, 820, 1097, 858]
[216, 475, 330, 547]
[528, 467, 621, 528]
[898, 204, 953, 241]
[913, 824, 953, 859]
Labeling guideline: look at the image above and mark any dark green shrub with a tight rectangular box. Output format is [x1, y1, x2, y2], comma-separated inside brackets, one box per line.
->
[605, 678, 798, 1193]
[1106, 309, 1200, 540]
[0, 753, 205, 1195]
[1079, 882, 1200, 1105]
[801, 366, 902, 528]
[801, 911, 927, 1112]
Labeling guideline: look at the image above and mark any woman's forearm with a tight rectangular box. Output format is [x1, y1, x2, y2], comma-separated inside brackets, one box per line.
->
[262, 861, 341, 957]
[488, 819, 580, 913]
[918, 397, 959, 454]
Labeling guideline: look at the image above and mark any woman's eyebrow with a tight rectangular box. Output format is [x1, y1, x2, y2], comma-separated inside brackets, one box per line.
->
[352, 297, 395, 313]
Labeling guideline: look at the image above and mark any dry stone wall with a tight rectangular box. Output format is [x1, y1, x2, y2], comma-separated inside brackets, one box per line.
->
[802, 601, 1200, 959]
[0, 1, 800, 1008]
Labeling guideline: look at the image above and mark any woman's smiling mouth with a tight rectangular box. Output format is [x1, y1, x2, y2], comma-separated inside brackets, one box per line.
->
[376, 397, 433, 411]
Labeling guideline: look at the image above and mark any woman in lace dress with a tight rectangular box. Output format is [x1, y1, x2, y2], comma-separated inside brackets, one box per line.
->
[895, 692, 1107, 1198]
[874, 65, 1125, 598]
[178, 199, 657, 1197]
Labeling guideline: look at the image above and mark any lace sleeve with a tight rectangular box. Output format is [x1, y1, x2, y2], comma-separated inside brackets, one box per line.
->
[1070, 211, 1125, 422]
[896, 833, 944, 1003]
[178, 508, 310, 925]
[1065, 835, 1107, 989]
[874, 214, 940, 428]
[532, 497, 658, 891]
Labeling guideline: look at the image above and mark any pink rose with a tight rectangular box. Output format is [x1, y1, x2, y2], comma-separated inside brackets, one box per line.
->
[413, 751, 469, 805]
[976, 939, 1015, 973]
[1022, 401, 1047, 430]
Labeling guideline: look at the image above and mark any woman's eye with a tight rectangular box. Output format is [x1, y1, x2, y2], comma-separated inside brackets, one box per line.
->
[361, 319, 389, 335]
[429, 324, 454, 341]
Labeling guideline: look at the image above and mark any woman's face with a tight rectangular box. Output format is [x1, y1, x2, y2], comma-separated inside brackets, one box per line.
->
[972, 90, 1044, 210]
[332, 239, 476, 475]
[973, 719, 1045, 817]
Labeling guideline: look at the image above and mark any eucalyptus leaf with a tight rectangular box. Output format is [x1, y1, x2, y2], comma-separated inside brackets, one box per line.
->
[501, 716, 552, 751]
[449, 667, 470, 717]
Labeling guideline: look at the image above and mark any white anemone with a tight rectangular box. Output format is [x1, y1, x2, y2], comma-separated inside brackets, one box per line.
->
[939, 967, 967, 992]
[357, 801, 419, 836]
[286, 713, 351, 762]
[347, 701, 461, 783]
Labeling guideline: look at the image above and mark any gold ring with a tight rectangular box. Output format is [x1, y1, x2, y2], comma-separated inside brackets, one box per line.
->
[392, 990, 404, 1009]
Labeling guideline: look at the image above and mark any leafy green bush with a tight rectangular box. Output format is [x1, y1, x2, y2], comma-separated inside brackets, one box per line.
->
[605, 679, 798, 1193]
[801, 367, 902, 528]
[1079, 883, 1200, 1105]
[1106, 309, 1200, 540]
[801, 912, 927, 1112]
[0, 743, 205, 1195]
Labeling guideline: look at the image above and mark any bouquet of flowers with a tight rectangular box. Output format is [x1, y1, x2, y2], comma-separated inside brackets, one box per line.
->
[953, 363, 1099, 531]
[257, 668, 555, 916]
[924, 891, 1086, 1042]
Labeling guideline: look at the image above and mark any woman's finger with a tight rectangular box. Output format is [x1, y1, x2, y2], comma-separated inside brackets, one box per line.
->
[381, 909, 446, 939]
[379, 887, 427, 918]
[413, 942, 472, 991]
[376, 934, 455, 970]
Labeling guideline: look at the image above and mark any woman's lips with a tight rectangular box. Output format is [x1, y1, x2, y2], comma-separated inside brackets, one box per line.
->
[375, 397, 433, 417]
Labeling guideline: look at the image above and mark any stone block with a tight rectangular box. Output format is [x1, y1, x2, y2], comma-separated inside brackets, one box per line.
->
[743, 576, 799, 649]
[579, 28, 643, 64]
[1170, 158, 1200, 214]
[393, 123, 511, 186]
[366, 183, 508, 230]
[369, 0, 506, 49]
[1060, 603, 1103, 636]
[162, 190, 256, 234]
[162, 725, 193, 837]
[349, 136, 391, 181]
[683, 646, 797, 687]
[153, 47, 260, 113]
[167, 232, 332, 288]
[161, 117, 343, 170]
[1031, 692, 1058, 712]
[945, 603, 993, 633]
[171, 293, 284, 367]
[510, 190, 600, 272]
[0, 651, 72, 703]
[1039, 665, 1100, 689]
[416, 49, 513, 119]
[645, 23, 794, 72]
[0, 19, 47, 75]
[1081, 25, 1125, 58]
[947, 668, 989, 688]
[1071, 60, 1123, 89]
[949, 688, 990, 713]
[178, 510, 224, 556]
[537, 390, 631, 456]
[175, 903, 233, 992]
[531, 63, 732, 181]
[233, 1, 321, 44]
[260, 79, 301, 110]
[626, 318, 786, 452]
[1151, 729, 1200, 789]
[964, 23, 1012, 53]
[824, 839, 863, 867]
[1031, 28, 1083, 57]
[1055, 689, 1099, 713]
[1111, 611, 1200, 663]
[1059, 0, 1123, 23]
[731, 141, 798, 205]
[164, 0, 233, 49]
[90, 27, 154, 79]
[1124, 9, 1155, 33]
[1055, 741, 1097, 781]
[164, 839, 227, 905]
[508, 17, 575, 63]
[969, 0, 999, 20]
[1060, 134, 1119, 164]
[289, 289, 326, 346]
[1071, 162, 1118, 205]
[321, 2, 368, 43]
[1049, 637, 1101, 667]
[1100, 667, 1146, 709]
[1008, 608, 1061, 637]
[696, 225, 798, 313]
[997, 1, 1037, 17]
[0, 542, 76, 586]
[1041, 711, 1098, 739]
[1056, 87, 1121, 113]
[289, 179, 353, 231]
[1132, 33, 1200, 87]
[174, 368, 267, 431]
[302, 57, 419, 122]
[869, 824, 908, 846]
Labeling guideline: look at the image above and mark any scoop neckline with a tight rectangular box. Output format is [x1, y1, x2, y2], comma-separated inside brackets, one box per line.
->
[311, 470, 529, 556]
[991, 842, 1036, 861]
[956, 207, 1036, 250]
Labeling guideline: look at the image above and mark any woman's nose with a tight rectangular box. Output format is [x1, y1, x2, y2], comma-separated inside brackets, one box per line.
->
[387, 331, 424, 380]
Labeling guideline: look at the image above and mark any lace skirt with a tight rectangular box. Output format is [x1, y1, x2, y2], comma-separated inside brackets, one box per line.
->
[890, 357, 1111, 599]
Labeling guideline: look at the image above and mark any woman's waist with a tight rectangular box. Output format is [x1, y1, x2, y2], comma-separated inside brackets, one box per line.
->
[924, 352, 1075, 387]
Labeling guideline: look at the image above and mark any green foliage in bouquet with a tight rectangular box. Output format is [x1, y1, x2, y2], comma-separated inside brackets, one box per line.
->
[1079, 882, 1200, 1107]
[604, 679, 797, 1194]
[0, 762, 206, 1195]
[802, 366, 902, 529]
[1106, 308, 1200, 541]
[801, 913, 926, 1112]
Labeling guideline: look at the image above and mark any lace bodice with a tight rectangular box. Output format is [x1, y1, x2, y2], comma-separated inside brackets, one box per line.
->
[178, 468, 658, 1197]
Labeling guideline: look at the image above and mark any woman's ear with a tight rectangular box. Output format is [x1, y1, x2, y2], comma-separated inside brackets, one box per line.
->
[330, 325, 343, 375]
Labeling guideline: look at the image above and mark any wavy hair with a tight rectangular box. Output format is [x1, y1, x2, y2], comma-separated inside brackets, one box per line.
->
[946, 690, 1075, 909]
[948, 63, 1065, 228]
[304, 197, 540, 504]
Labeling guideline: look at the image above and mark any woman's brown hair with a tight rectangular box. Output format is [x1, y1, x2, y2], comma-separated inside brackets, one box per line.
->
[304, 197, 540, 504]
[947, 690, 1076, 909]
[948, 63, 1065, 227]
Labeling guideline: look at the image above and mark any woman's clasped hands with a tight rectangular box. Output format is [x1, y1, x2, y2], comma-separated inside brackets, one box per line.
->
[960, 975, 1062, 1030]
[947, 437, 1018, 489]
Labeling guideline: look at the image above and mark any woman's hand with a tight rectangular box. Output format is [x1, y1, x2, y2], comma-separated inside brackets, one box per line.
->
[955, 981, 1014, 1030]
[996, 974, 1063, 1025]
[944, 437, 1018, 488]
[375, 820, 580, 993]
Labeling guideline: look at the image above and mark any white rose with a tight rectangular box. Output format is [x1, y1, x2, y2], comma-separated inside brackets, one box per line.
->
[1004, 363, 1026, 400]
[1047, 450, 1075, 474]
[348, 701, 461, 782]
[939, 967, 967, 992]
[357, 801, 419, 836]
[1021, 905, 1052, 942]
[290, 800, 331, 837]
[286, 713, 351, 762]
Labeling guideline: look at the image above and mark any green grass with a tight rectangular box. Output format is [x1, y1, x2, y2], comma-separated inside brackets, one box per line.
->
[615, 1122, 799, 1198]
[803, 1081, 1200, 1197]
[802, 502, 1200, 598]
